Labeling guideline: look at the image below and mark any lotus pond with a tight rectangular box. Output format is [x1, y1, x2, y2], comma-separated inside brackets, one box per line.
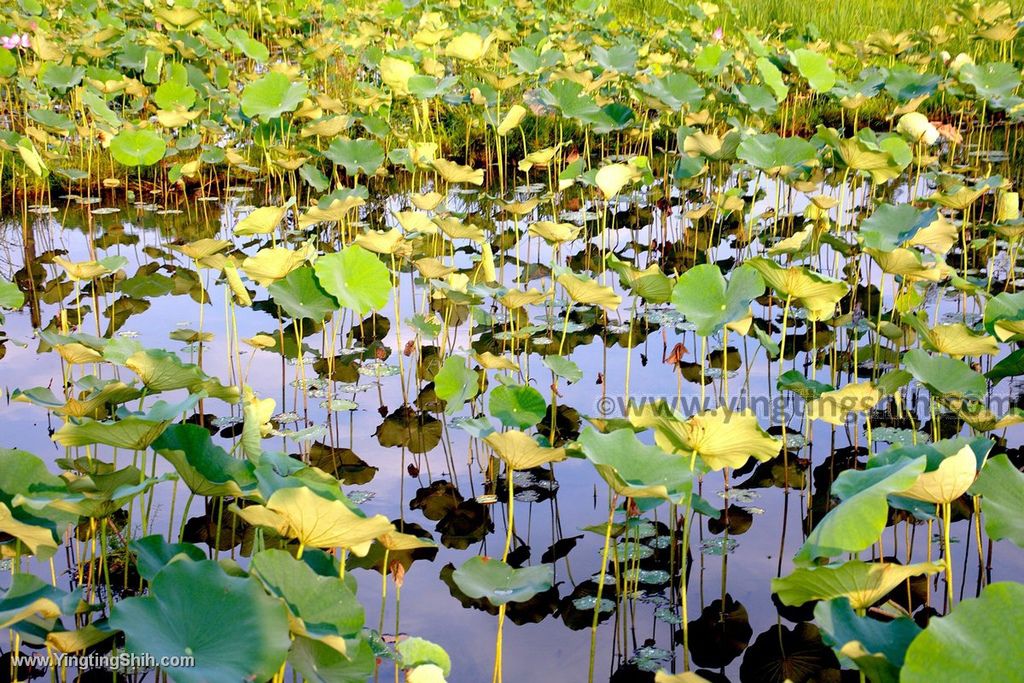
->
[3, 0, 1024, 682]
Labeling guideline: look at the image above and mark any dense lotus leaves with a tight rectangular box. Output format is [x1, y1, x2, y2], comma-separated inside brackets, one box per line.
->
[672, 263, 763, 336]
[814, 598, 921, 683]
[52, 392, 203, 450]
[452, 556, 553, 606]
[970, 455, 1024, 547]
[16, 465, 173, 520]
[902, 582, 1024, 682]
[110, 559, 291, 683]
[151, 424, 258, 497]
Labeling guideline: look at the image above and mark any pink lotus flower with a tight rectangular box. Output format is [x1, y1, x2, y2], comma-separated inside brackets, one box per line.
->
[1, 33, 30, 50]
[712, 27, 724, 41]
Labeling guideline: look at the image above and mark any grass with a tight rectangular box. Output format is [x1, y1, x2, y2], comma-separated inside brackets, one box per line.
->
[616, 0, 1020, 44]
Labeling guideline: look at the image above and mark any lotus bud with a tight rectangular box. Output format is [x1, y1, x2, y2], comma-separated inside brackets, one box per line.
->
[998, 192, 1020, 223]
[897, 112, 939, 145]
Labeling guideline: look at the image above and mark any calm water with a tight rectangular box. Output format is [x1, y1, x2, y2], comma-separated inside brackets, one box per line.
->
[2, 183, 1022, 682]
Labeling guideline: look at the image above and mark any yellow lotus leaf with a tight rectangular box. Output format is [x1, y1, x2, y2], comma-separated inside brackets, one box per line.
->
[908, 214, 958, 255]
[498, 198, 540, 216]
[768, 227, 814, 256]
[773, 561, 945, 611]
[725, 308, 753, 336]
[410, 191, 445, 211]
[235, 204, 290, 236]
[557, 272, 621, 310]
[746, 258, 849, 321]
[807, 382, 881, 425]
[410, 142, 439, 167]
[683, 132, 732, 159]
[0, 501, 61, 562]
[53, 257, 111, 281]
[223, 263, 252, 306]
[496, 104, 527, 136]
[521, 146, 560, 167]
[156, 109, 200, 128]
[300, 115, 351, 138]
[595, 163, 634, 199]
[56, 343, 104, 365]
[477, 242, 497, 283]
[395, 210, 438, 235]
[297, 197, 365, 230]
[475, 352, 519, 370]
[922, 323, 999, 357]
[444, 31, 491, 61]
[407, 665, 446, 683]
[414, 258, 457, 279]
[241, 244, 316, 286]
[930, 185, 989, 211]
[629, 403, 781, 471]
[528, 221, 582, 244]
[992, 318, 1024, 342]
[354, 228, 408, 255]
[865, 248, 953, 282]
[233, 486, 393, 554]
[433, 216, 485, 242]
[499, 287, 551, 309]
[997, 191, 1020, 223]
[243, 334, 277, 349]
[432, 158, 484, 185]
[445, 272, 469, 293]
[484, 430, 567, 470]
[378, 530, 438, 551]
[899, 444, 978, 504]
[380, 56, 416, 96]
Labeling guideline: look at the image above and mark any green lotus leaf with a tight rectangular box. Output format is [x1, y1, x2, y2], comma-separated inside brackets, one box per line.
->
[397, 637, 451, 676]
[152, 424, 258, 497]
[795, 456, 927, 563]
[814, 597, 921, 683]
[792, 48, 835, 92]
[0, 278, 24, 310]
[773, 560, 943, 610]
[859, 204, 937, 251]
[902, 582, 1024, 682]
[251, 549, 363, 654]
[672, 263, 764, 336]
[268, 265, 339, 321]
[578, 427, 713, 509]
[451, 556, 553, 606]
[903, 349, 986, 399]
[542, 356, 582, 383]
[777, 370, 834, 399]
[153, 63, 197, 110]
[289, 635, 377, 683]
[971, 454, 1024, 548]
[40, 63, 85, 92]
[129, 535, 206, 581]
[983, 291, 1024, 342]
[434, 354, 480, 415]
[959, 61, 1020, 101]
[324, 138, 385, 176]
[737, 133, 817, 176]
[313, 245, 390, 315]
[15, 465, 172, 519]
[488, 384, 547, 429]
[637, 71, 704, 110]
[241, 71, 307, 120]
[109, 559, 291, 683]
[109, 128, 166, 167]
